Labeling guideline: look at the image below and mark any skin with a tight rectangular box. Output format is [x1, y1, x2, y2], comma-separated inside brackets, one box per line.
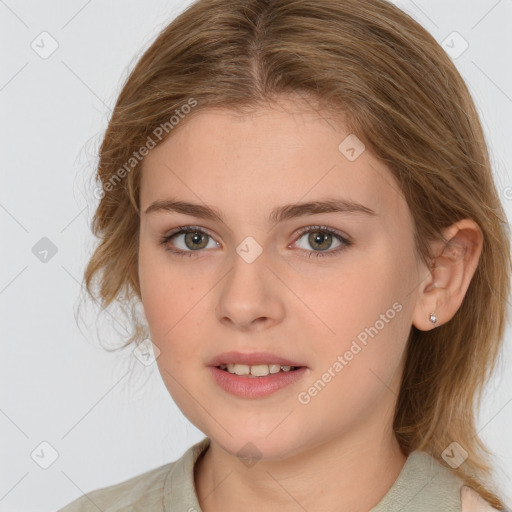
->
[138, 95, 483, 512]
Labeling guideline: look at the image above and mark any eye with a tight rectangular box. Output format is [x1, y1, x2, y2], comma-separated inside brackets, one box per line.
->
[160, 225, 352, 259]
[160, 226, 219, 257]
[291, 225, 352, 259]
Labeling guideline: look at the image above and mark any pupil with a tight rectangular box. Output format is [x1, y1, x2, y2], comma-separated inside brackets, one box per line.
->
[186, 231, 207, 250]
[310, 231, 331, 250]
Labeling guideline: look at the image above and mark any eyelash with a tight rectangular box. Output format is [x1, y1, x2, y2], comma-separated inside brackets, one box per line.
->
[159, 225, 352, 260]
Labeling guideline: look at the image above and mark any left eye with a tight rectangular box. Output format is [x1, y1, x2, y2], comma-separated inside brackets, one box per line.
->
[160, 225, 352, 259]
[294, 227, 347, 254]
[291, 226, 352, 258]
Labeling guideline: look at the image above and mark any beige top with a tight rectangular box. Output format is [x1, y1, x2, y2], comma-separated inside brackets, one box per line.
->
[57, 437, 503, 512]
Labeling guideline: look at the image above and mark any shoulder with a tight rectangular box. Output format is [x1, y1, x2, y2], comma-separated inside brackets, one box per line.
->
[56, 460, 176, 512]
[57, 437, 211, 512]
[376, 450, 505, 512]
[460, 485, 502, 512]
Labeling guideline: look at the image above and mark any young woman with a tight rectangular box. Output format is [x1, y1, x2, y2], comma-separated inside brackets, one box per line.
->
[58, 0, 511, 510]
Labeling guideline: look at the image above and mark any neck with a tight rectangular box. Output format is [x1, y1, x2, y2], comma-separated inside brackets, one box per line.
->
[194, 419, 407, 512]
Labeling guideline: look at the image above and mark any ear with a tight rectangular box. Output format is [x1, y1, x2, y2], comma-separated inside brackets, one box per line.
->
[412, 219, 483, 331]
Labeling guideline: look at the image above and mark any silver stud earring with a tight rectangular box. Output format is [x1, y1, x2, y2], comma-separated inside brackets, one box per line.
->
[429, 311, 437, 325]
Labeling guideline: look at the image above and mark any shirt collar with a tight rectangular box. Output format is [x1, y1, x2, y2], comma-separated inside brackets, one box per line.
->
[164, 438, 463, 512]
[164, 436, 211, 512]
[370, 449, 463, 511]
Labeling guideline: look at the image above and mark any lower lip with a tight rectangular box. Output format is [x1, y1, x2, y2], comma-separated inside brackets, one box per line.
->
[208, 366, 308, 399]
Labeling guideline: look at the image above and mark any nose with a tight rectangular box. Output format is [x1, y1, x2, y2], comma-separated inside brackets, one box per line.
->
[215, 247, 285, 331]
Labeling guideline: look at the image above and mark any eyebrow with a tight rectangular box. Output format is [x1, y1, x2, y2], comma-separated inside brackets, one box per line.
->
[144, 197, 377, 226]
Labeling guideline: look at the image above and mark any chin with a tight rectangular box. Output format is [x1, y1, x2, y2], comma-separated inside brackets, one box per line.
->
[207, 428, 308, 463]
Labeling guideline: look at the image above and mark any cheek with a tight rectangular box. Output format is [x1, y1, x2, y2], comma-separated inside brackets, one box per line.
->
[138, 253, 209, 427]
[297, 266, 410, 429]
[139, 246, 180, 344]
[310, 259, 393, 338]
[139, 240, 194, 326]
[314, 246, 411, 371]
[138, 248, 208, 381]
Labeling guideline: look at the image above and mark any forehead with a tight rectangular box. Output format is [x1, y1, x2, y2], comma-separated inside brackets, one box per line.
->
[140, 101, 408, 227]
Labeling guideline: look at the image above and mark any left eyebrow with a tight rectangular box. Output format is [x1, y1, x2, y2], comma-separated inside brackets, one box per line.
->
[144, 198, 377, 227]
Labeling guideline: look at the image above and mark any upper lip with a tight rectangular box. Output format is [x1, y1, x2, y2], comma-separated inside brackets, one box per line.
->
[208, 351, 306, 368]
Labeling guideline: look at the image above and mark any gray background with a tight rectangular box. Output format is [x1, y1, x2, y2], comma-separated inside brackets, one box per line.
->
[0, 1, 511, 510]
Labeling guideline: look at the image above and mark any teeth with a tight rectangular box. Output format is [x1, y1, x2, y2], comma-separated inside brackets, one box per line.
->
[219, 363, 297, 376]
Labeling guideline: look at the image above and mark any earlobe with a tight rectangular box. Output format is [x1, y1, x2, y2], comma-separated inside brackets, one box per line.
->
[412, 219, 483, 332]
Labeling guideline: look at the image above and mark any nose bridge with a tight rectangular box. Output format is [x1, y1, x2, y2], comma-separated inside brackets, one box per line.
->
[216, 237, 283, 327]
[224, 238, 269, 303]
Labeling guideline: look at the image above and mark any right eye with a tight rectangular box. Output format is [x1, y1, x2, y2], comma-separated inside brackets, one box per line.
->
[160, 226, 220, 257]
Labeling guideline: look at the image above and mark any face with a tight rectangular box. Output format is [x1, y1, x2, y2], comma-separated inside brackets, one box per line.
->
[138, 96, 424, 461]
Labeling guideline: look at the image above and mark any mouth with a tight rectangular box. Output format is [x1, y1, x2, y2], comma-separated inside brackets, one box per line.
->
[216, 363, 303, 377]
[209, 364, 309, 398]
[208, 351, 306, 370]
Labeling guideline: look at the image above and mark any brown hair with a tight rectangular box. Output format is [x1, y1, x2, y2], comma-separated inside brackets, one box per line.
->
[80, 0, 511, 508]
